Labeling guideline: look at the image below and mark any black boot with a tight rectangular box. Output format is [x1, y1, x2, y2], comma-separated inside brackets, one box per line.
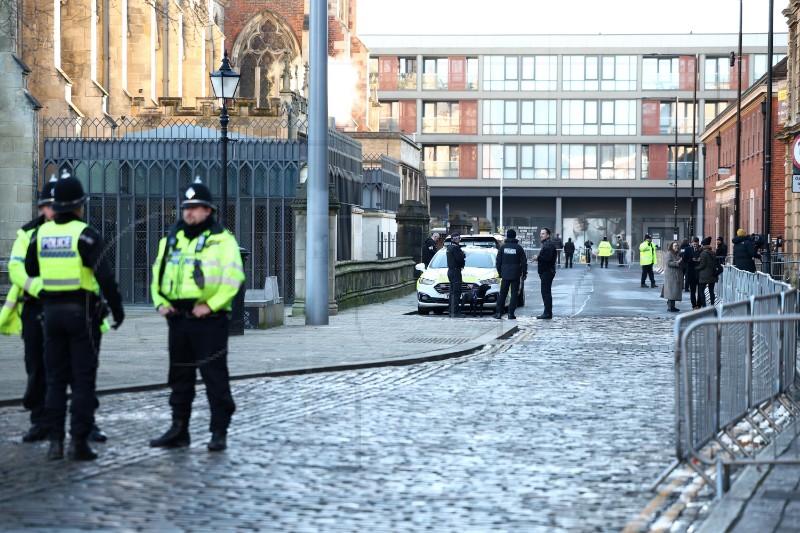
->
[207, 431, 227, 452]
[88, 425, 108, 443]
[149, 419, 190, 448]
[46, 438, 64, 461]
[22, 424, 48, 443]
[67, 438, 98, 461]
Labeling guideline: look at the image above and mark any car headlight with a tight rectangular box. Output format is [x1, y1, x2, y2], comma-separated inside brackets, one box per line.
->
[479, 277, 500, 285]
[419, 277, 436, 285]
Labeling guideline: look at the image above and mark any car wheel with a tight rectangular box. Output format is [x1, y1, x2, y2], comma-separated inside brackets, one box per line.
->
[432, 308, 445, 315]
[418, 307, 430, 315]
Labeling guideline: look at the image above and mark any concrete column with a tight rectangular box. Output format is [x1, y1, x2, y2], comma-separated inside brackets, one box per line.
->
[555, 197, 562, 236]
[626, 197, 633, 241]
[486, 196, 492, 226]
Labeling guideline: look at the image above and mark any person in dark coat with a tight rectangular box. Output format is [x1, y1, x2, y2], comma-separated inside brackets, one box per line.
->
[531, 227, 557, 319]
[732, 229, 760, 273]
[715, 236, 728, 267]
[679, 238, 691, 290]
[552, 233, 563, 267]
[494, 229, 527, 320]
[696, 237, 719, 307]
[682, 237, 701, 309]
[446, 233, 466, 318]
[563, 238, 575, 268]
[422, 232, 440, 267]
[584, 240, 594, 267]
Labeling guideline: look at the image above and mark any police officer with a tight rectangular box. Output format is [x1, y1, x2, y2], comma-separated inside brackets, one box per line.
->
[24, 173, 125, 461]
[494, 228, 527, 320]
[446, 232, 466, 318]
[3, 177, 56, 442]
[149, 179, 244, 452]
[639, 234, 658, 288]
[531, 227, 557, 319]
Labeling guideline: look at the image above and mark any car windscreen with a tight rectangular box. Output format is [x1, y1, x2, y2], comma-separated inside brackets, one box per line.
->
[428, 249, 496, 269]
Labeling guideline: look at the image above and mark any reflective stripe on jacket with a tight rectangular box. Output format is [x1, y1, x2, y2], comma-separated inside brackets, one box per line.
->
[36, 220, 99, 295]
[151, 227, 244, 312]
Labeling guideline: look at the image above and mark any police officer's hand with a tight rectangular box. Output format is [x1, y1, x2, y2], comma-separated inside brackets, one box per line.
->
[192, 302, 212, 318]
[158, 304, 176, 318]
[111, 307, 125, 330]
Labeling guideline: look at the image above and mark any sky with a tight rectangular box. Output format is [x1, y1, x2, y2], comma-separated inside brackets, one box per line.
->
[357, 0, 787, 36]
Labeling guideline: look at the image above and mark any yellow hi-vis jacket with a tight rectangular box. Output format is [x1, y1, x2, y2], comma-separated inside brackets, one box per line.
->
[1, 221, 45, 335]
[151, 223, 244, 312]
[598, 240, 613, 257]
[639, 241, 658, 266]
[36, 220, 100, 296]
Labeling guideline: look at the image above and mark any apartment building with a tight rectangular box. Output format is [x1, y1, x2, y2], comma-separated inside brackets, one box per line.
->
[361, 33, 786, 248]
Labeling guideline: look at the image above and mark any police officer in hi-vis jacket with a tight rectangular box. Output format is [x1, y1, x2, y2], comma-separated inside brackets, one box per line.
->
[149, 179, 244, 452]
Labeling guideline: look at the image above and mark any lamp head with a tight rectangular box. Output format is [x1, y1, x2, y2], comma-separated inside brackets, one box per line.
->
[209, 50, 241, 101]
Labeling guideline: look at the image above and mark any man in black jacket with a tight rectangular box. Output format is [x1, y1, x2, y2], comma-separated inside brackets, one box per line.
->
[422, 232, 439, 267]
[532, 227, 557, 319]
[563, 238, 575, 268]
[715, 236, 728, 267]
[446, 233, 466, 318]
[493, 229, 527, 320]
[732, 229, 760, 273]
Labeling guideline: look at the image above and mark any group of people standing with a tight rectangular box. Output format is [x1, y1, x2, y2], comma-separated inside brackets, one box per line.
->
[1, 175, 244, 461]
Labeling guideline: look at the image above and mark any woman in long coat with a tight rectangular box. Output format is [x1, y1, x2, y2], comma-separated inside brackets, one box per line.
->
[662, 241, 683, 312]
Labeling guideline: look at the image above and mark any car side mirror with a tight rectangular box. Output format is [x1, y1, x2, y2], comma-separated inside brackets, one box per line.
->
[415, 262, 426, 272]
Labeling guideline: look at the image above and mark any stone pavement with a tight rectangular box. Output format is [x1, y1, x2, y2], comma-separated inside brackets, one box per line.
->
[0, 264, 797, 531]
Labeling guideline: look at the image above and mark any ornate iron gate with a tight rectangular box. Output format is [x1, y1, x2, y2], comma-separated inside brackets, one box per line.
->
[41, 118, 303, 304]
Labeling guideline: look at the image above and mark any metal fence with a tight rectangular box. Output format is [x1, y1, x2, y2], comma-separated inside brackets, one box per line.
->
[667, 267, 800, 497]
[41, 117, 362, 304]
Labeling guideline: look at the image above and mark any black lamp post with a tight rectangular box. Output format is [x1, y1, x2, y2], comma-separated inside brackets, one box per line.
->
[209, 50, 241, 229]
[673, 97, 679, 241]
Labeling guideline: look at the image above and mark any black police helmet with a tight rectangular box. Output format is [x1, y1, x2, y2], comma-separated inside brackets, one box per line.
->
[37, 175, 58, 207]
[180, 179, 215, 210]
[51, 173, 87, 213]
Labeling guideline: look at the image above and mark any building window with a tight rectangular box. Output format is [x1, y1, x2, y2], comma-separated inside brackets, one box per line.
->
[599, 145, 636, 180]
[703, 101, 727, 128]
[520, 100, 556, 135]
[641, 145, 698, 180]
[483, 100, 518, 135]
[378, 101, 399, 132]
[561, 144, 597, 179]
[423, 57, 449, 90]
[561, 144, 635, 180]
[482, 144, 517, 179]
[657, 101, 697, 135]
[422, 102, 461, 133]
[465, 58, 479, 90]
[398, 58, 418, 89]
[520, 56, 557, 91]
[562, 100, 636, 135]
[642, 56, 679, 90]
[422, 145, 460, 178]
[483, 56, 519, 91]
[520, 144, 557, 179]
[753, 54, 786, 80]
[704, 57, 731, 90]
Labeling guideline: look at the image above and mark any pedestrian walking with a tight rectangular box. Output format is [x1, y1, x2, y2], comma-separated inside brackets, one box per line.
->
[616, 236, 625, 266]
[662, 241, 683, 312]
[563, 238, 575, 268]
[422, 232, 440, 267]
[584, 240, 594, 267]
[696, 237, 719, 307]
[531, 227, 556, 319]
[732, 229, 760, 273]
[494, 229, 527, 320]
[149, 179, 245, 452]
[552, 233, 563, 267]
[445, 232, 466, 318]
[598, 236, 613, 268]
[24, 174, 125, 461]
[639, 234, 658, 288]
[683, 237, 701, 309]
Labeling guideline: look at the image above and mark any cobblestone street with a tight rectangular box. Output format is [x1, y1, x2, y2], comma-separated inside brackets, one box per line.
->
[0, 301, 676, 531]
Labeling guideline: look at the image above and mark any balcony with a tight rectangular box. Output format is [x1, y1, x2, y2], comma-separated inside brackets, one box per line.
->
[422, 117, 461, 134]
[423, 161, 460, 178]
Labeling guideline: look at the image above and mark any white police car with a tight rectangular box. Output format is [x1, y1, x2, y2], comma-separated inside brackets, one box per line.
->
[415, 246, 509, 315]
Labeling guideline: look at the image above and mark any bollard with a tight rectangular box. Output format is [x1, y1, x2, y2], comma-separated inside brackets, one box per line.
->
[229, 247, 251, 336]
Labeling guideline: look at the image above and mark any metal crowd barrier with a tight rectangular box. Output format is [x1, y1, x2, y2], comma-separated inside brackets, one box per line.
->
[663, 267, 800, 498]
[523, 248, 634, 267]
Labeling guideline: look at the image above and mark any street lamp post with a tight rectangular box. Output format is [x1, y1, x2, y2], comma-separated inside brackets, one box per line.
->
[499, 143, 504, 232]
[733, 0, 743, 233]
[763, 0, 774, 275]
[209, 50, 241, 229]
[689, 54, 698, 239]
[673, 97, 679, 241]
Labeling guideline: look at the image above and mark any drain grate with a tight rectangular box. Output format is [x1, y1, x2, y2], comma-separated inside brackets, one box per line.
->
[403, 336, 469, 344]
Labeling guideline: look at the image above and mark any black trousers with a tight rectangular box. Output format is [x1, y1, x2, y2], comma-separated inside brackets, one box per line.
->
[617, 251, 624, 265]
[641, 264, 655, 285]
[565, 254, 573, 268]
[167, 315, 235, 433]
[42, 306, 101, 440]
[497, 277, 520, 316]
[600, 256, 609, 268]
[688, 280, 700, 307]
[698, 282, 716, 307]
[585, 251, 591, 264]
[539, 270, 555, 316]
[21, 302, 46, 426]
[447, 269, 462, 316]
